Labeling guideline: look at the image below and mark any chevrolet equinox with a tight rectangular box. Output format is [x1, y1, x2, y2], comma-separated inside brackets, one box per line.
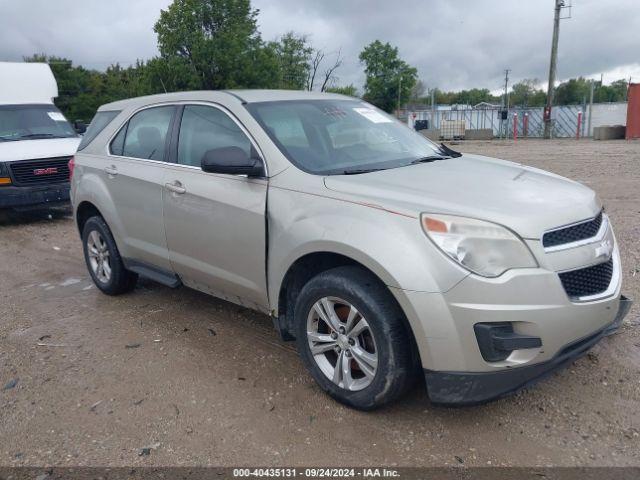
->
[71, 90, 631, 409]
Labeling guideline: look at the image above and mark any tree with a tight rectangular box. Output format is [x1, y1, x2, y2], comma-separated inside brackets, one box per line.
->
[305, 48, 343, 92]
[409, 80, 426, 104]
[319, 49, 343, 92]
[143, 56, 202, 93]
[272, 32, 312, 90]
[554, 77, 591, 105]
[597, 79, 628, 102]
[325, 84, 358, 97]
[306, 50, 324, 91]
[510, 79, 546, 107]
[359, 40, 417, 112]
[154, 0, 280, 89]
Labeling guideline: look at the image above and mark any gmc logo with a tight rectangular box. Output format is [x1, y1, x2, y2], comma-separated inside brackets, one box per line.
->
[33, 167, 58, 176]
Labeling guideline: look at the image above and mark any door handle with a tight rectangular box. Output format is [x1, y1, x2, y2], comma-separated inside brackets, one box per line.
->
[165, 181, 186, 194]
[104, 165, 118, 176]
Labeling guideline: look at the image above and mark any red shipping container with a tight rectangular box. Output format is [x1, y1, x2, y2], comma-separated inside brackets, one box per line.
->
[626, 83, 640, 140]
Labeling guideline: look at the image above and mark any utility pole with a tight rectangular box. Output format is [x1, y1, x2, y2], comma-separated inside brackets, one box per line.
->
[397, 75, 403, 118]
[544, 0, 565, 139]
[504, 69, 511, 111]
[587, 79, 594, 137]
[503, 69, 510, 138]
[431, 89, 436, 130]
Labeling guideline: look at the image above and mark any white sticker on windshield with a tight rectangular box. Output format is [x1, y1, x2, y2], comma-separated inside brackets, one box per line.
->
[353, 108, 393, 124]
[47, 112, 66, 122]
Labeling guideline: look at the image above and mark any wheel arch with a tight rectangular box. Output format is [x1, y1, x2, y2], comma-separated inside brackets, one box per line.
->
[274, 250, 422, 369]
[76, 201, 104, 235]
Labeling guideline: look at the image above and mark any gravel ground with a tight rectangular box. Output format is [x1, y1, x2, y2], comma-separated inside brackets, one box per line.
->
[0, 139, 639, 467]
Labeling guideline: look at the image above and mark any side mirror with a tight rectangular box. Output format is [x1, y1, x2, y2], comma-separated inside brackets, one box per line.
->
[74, 120, 87, 134]
[201, 147, 265, 177]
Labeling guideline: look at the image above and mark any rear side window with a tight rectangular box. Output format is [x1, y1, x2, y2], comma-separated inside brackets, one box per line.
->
[77, 110, 120, 151]
[177, 105, 252, 167]
[110, 106, 174, 161]
[110, 126, 127, 156]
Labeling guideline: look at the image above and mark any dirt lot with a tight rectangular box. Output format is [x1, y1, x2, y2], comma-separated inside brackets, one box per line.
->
[1, 139, 639, 467]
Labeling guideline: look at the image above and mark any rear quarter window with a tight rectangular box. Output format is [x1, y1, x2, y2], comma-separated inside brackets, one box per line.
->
[77, 110, 121, 151]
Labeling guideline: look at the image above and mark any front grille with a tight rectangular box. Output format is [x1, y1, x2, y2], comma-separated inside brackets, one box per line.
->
[558, 258, 614, 299]
[9, 157, 71, 186]
[543, 212, 603, 248]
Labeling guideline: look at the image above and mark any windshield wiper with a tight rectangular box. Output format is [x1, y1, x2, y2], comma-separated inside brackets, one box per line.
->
[410, 155, 450, 164]
[438, 143, 463, 158]
[342, 167, 388, 175]
[19, 133, 68, 139]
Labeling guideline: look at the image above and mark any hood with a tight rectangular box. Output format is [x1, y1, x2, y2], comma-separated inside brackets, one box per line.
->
[0, 137, 81, 162]
[323, 154, 600, 239]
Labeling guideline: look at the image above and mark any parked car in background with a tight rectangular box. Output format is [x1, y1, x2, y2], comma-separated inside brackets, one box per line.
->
[71, 90, 631, 409]
[0, 62, 82, 214]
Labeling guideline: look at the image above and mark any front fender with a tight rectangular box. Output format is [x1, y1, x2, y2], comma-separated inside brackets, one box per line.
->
[267, 183, 468, 312]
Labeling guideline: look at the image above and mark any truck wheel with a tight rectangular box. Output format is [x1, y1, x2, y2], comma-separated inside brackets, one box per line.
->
[82, 216, 137, 295]
[294, 266, 415, 410]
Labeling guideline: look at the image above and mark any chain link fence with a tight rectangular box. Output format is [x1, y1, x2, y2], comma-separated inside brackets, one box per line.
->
[409, 102, 627, 139]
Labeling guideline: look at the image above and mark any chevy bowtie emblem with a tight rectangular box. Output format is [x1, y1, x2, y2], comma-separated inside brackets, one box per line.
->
[594, 239, 613, 259]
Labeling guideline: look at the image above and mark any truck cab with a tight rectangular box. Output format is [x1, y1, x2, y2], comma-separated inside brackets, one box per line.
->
[0, 62, 81, 214]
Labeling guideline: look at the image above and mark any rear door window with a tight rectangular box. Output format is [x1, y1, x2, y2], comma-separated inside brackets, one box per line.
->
[110, 106, 175, 161]
[77, 110, 120, 151]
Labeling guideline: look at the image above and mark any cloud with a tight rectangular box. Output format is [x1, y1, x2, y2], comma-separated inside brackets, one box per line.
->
[1, 0, 638, 91]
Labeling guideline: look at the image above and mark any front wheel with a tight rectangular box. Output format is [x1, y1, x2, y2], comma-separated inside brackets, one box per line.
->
[294, 266, 415, 410]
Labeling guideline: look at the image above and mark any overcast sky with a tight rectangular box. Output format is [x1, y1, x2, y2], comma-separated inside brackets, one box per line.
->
[1, 0, 639, 92]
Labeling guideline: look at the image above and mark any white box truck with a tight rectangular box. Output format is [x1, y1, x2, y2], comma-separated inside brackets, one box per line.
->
[0, 62, 82, 212]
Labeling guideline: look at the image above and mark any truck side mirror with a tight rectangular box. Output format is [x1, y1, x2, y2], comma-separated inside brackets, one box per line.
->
[74, 120, 87, 134]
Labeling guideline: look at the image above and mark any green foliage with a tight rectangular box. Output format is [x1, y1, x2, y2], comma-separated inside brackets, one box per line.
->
[555, 77, 629, 105]
[154, 0, 279, 89]
[325, 84, 359, 97]
[271, 32, 313, 90]
[554, 77, 589, 105]
[359, 40, 417, 112]
[414, 77, 628, 109]
[431, 88, 500, 106]
[144, 56, 202, 93]
[509, 79, 546, 107]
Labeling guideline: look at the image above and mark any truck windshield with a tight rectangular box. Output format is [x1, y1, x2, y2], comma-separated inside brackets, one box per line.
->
[246, 99, 445, 175]
[0, 104, 77, 142]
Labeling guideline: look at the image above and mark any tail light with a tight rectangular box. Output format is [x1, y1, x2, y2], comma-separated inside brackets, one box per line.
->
[68, 157, 75, 181]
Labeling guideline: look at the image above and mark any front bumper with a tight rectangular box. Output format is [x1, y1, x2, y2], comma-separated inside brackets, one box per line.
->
[388, 218, 629, 406]
[0, 183, 70, 209]
[424, 295, 632, 406]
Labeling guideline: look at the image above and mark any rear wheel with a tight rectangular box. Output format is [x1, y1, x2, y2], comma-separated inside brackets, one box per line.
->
[82, 216, 137, 295]
[294, 266, 415, 410]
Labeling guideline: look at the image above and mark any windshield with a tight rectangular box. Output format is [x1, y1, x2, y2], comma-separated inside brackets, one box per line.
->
[246, 99, 445, 175]
[0, 104, 77, 142]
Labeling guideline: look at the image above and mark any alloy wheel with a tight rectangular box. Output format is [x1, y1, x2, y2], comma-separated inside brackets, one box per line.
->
[87, 230, 111, 284]
[306, 296, 378, 391]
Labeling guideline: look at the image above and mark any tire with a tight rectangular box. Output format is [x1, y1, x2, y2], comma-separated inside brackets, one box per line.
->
[294, 266, 415, 410]
[0, 209, 10, 224]
[82, 216, 138, 295]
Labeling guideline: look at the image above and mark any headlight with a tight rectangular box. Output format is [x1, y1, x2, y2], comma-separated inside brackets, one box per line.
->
[421, 213, 538, 277]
